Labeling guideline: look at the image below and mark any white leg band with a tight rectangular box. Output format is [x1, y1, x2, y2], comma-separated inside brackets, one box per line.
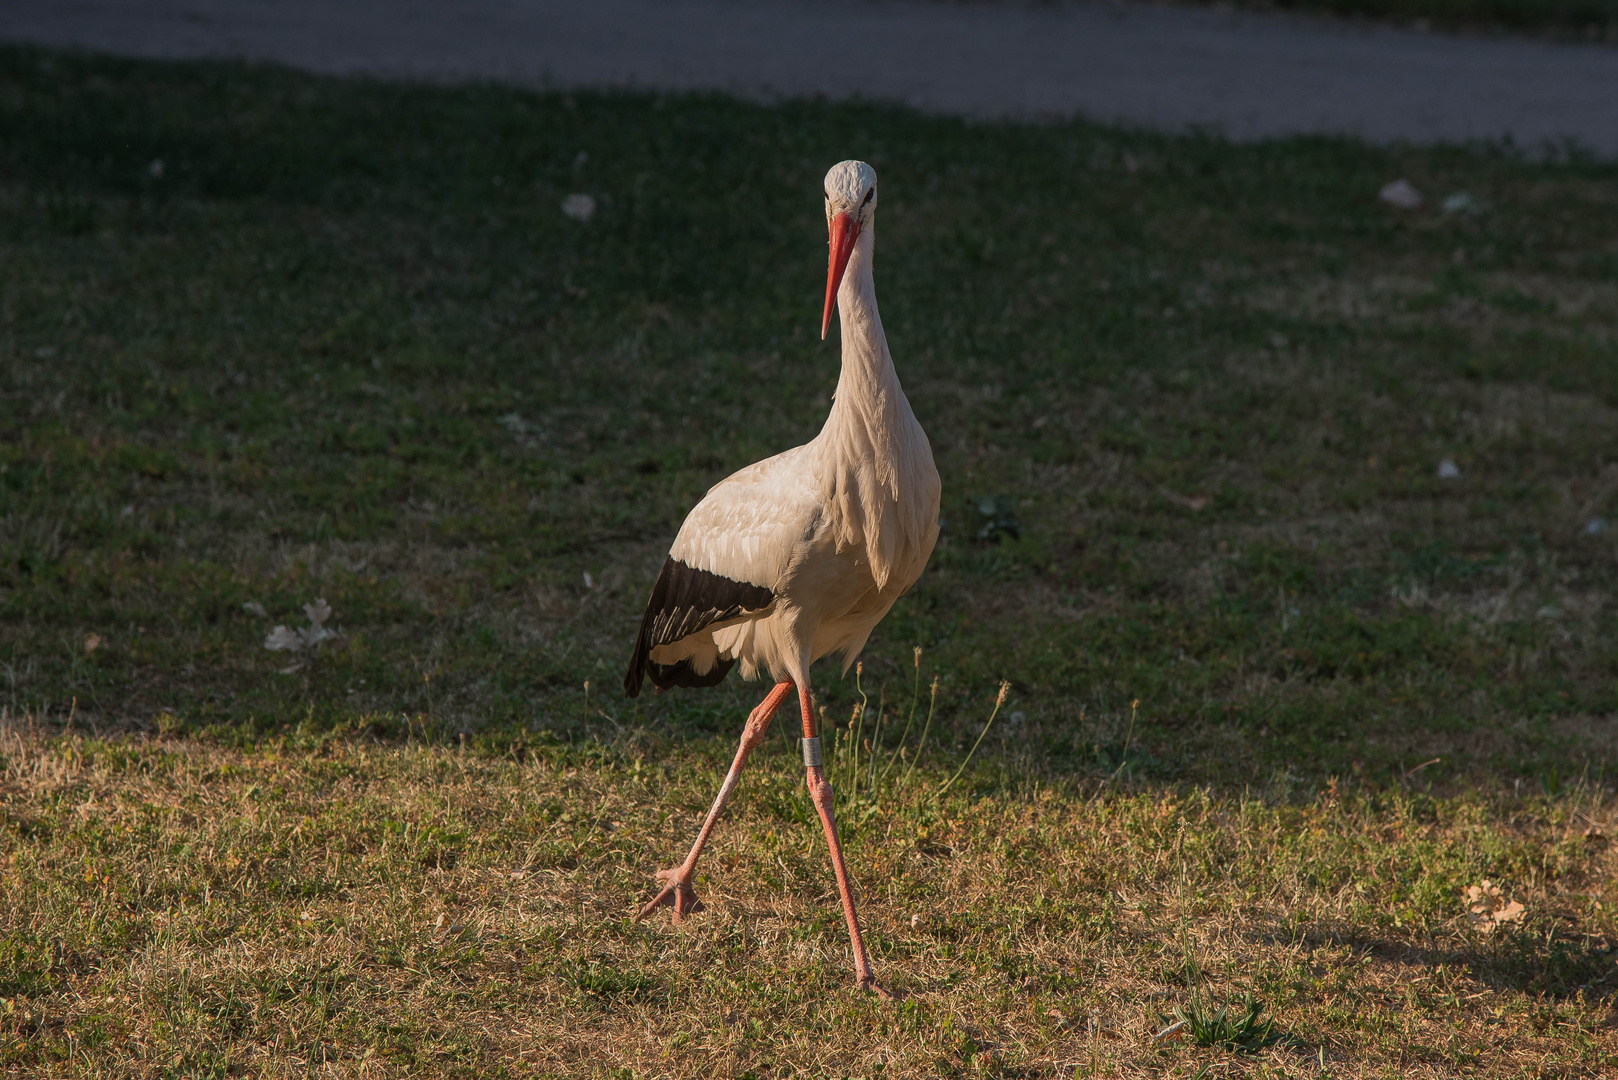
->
[801, 736, 824, 768]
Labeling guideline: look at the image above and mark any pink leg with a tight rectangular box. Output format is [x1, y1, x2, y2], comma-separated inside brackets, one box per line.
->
[799, 683, 891, 998]
[636, 680, 795, 922]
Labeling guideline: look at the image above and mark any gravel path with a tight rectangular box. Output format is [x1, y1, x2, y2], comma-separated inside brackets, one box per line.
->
[8, 0, 1618, 153]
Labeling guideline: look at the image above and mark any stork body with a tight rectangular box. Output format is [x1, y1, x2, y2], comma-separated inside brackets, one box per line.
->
[625, 161, 938, 997]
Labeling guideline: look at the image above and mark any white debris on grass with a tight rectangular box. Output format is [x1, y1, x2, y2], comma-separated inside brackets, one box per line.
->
[1441, 190, 1483, 216]
[1437, 459, 1461, 480]
[263, 626, 302, 651]
[264, 599, 339, 653]
[1586, 518, 1608, 536]
[561, 193, 596, 221]
[1152, 1019, 1188, 1043]
[1379, 178, 1424, 210]
[242, 600, 268, 617]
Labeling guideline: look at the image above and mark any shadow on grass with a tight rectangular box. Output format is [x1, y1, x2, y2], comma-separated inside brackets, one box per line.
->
[1278, 922, 1618, 1003]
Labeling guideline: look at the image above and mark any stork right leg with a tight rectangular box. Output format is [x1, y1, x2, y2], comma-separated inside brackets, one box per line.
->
[636, 680, 794, 922]
[799, 682, 891, 999]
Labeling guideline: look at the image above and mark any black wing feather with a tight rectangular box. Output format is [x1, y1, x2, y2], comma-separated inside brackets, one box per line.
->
[623, 557, 775, 697]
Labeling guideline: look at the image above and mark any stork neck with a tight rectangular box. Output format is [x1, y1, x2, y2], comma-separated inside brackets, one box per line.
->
[830, 229, 898, 424]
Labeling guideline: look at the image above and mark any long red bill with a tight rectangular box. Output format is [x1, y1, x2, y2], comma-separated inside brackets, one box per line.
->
[821, 211, 861, 340]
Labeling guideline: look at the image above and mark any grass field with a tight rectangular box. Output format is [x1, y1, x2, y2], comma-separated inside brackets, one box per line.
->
[2, 44, 1618, 1077]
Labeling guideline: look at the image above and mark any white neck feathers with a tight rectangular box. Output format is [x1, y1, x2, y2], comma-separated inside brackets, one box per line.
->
[816, 226, 937, 590]
[831, 230, 898, 414]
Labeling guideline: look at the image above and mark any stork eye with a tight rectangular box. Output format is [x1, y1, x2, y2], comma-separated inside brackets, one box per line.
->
[861, 188, 874, 206]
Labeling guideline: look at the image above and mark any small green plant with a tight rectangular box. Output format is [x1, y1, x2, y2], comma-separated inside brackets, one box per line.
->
[827, 650, 1007, 820]
[1107, 697, 1140, 782]
[564, 961, 664, 1004]
[938, 679, 1010, 797]
[1165, 994, 1280, 1054]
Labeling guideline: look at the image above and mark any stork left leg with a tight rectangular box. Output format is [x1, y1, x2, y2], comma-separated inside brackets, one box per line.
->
[799, 682, 891, 999]
[636, 680, 795, 922]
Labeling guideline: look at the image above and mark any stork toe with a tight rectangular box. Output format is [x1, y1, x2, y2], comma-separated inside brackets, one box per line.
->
[859, 973, 895, 1000]
[636, 865, 705, 922]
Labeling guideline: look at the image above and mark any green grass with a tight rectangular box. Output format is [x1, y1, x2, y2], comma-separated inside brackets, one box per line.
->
[2, 44, 1618, 1076]
[1164, 992, 1283, 1054]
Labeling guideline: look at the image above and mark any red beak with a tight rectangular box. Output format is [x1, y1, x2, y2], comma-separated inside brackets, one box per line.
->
[822, 211, 861, 340]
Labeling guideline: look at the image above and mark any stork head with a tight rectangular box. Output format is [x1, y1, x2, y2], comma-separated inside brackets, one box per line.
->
[822, 159, 878, 339]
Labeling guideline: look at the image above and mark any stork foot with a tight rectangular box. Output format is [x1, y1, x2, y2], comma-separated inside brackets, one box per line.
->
[860, 973, 895, 1000]
[635, 864, 705, 922]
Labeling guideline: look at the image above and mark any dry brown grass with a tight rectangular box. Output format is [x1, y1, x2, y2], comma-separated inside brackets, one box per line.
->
[5, 717, 1615, 1077]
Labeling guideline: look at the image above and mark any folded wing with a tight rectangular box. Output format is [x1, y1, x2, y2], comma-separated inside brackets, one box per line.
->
[623, 448, 822, 697]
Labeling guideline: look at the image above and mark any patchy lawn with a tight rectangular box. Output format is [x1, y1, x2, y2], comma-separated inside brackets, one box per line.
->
[1, 45, 1617, 1077]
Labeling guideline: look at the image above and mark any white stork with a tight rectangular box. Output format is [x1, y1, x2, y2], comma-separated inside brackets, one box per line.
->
[624, 160, 940, 997]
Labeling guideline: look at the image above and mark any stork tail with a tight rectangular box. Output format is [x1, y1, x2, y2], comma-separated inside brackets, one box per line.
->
[624, 557, 775, 697]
